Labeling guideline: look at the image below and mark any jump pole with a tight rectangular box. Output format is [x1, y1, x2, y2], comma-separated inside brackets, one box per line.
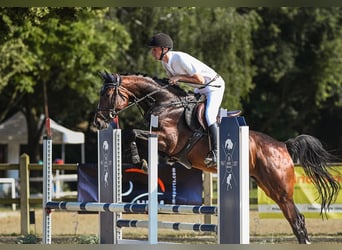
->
[43, 113, 249, 244]
[218, 109, 249, 244]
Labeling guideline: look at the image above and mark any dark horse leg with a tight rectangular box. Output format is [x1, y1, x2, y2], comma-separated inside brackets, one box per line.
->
[275, 197, 309, 243]
[256, 178, 310, 243]
[252, 166, 310, 243]
[121, 129, 146, 166]
[121, 129, 169, 169]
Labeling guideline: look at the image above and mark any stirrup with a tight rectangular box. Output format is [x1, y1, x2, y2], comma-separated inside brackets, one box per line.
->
[204, 151, 217, 168]
[204, 158, 217, 168]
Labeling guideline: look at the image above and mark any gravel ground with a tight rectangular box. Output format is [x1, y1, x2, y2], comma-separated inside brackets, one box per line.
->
[0, 209, 342, 244]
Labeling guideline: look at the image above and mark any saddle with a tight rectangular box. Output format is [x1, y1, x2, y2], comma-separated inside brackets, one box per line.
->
[184, 95, 207, 132]
[174, 95, 241, 169]
[184, 95, 241, 131]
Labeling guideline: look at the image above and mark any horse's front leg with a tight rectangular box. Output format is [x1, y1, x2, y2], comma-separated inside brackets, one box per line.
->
[121, 129, 149, 170]
[122, 128, 178, 169]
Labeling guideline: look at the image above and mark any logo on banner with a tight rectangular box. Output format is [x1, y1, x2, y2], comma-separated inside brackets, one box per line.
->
[221, 137, 238, 190]
[100, 140, 112, 189]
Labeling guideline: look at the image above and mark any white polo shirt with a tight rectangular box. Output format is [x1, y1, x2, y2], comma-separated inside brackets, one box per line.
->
[161, 51, 225, 126]
[161, 51, 217, 84]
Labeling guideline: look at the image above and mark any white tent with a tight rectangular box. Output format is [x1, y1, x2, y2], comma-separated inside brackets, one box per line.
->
[0, 112, 85, 163]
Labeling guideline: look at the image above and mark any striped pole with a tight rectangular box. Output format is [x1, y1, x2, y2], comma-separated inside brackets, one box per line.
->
[46, 201, 217, 215]
[158, 204, 217, 214]
[117, 219, 217, 233]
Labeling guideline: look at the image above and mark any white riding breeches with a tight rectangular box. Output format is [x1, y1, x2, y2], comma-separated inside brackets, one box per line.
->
[194, 76, 225, 126]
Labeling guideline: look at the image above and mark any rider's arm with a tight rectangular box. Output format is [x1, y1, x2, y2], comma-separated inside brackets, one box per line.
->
[168, 73, 205, 85]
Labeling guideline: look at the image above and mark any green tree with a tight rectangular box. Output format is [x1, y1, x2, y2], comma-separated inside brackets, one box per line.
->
[113, 7, 257, 128]
[244, 7, 342, 154]
[0, 7, 131, 161]
[2, 7, 341, 162]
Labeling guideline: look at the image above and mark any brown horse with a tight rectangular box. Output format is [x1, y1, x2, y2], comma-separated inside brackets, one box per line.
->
[93, 72, 340, 244]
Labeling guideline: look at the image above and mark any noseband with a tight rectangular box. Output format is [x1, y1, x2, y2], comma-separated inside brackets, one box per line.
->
[95, 73, 145, 121]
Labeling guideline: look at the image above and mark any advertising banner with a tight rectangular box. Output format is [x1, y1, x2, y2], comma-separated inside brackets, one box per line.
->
[78, 162, 203, 205]
[258, 165, 342, 219]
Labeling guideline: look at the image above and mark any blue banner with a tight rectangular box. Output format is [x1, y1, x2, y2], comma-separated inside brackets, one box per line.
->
[77, 163, 203, 205]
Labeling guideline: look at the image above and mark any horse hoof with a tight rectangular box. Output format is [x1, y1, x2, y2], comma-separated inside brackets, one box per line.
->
[140, 159, 148, 172]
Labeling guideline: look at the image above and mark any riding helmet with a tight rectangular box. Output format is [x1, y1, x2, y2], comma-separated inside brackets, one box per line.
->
[148, 33, 173, 49]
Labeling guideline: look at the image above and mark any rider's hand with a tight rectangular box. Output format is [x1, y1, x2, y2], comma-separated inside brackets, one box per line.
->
[193, 88, 201, 100]
[194, 93, 201, 100]
[168, 76, 179, 85]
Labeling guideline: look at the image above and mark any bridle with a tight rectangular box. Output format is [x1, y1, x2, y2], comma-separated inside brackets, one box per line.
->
[95, 73, 170, 122]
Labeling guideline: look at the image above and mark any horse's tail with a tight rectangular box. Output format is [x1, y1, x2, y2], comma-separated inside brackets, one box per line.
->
[285, 134, 340, 217]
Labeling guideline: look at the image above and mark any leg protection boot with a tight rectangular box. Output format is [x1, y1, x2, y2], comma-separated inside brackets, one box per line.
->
[130, 141, 141, 165]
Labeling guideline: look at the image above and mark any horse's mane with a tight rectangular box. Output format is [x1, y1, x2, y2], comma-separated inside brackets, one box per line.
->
[123, 73, 189, 97]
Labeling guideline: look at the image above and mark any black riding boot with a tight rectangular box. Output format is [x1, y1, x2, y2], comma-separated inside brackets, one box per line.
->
[204, 123, 219, 167]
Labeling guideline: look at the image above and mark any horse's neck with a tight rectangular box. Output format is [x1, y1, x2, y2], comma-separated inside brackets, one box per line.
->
[122, 76, 177, 104]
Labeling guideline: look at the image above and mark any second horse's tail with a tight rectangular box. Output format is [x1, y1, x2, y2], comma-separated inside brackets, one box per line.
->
[285, 134, 340, 216]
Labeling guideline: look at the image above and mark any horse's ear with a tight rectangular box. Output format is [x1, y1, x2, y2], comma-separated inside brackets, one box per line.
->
[97, 71, 112, 83]
[98, 71, 105, 79]
[99, 70, 119, 83]
[105, 71, 111, 78]
[105, 71, 118, 83]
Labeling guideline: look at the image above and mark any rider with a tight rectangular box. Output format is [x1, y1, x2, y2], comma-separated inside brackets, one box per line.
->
[148, 32, 225, 167]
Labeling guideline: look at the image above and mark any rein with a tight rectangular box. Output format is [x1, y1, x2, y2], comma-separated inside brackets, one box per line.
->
[96, 79, 171, 119]
[96, 73, 203, 123]
[112, 83, 172, 118]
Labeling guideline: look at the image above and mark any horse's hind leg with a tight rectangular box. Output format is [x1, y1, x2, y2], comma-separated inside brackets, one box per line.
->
[250, 131, 311, 243]
[275, 197, 310, 244]
[255, 174, 310, 243]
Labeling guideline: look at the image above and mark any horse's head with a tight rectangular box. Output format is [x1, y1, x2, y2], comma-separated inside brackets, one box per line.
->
[93, 72, 131, 130]
[93, 72, 188, 130]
